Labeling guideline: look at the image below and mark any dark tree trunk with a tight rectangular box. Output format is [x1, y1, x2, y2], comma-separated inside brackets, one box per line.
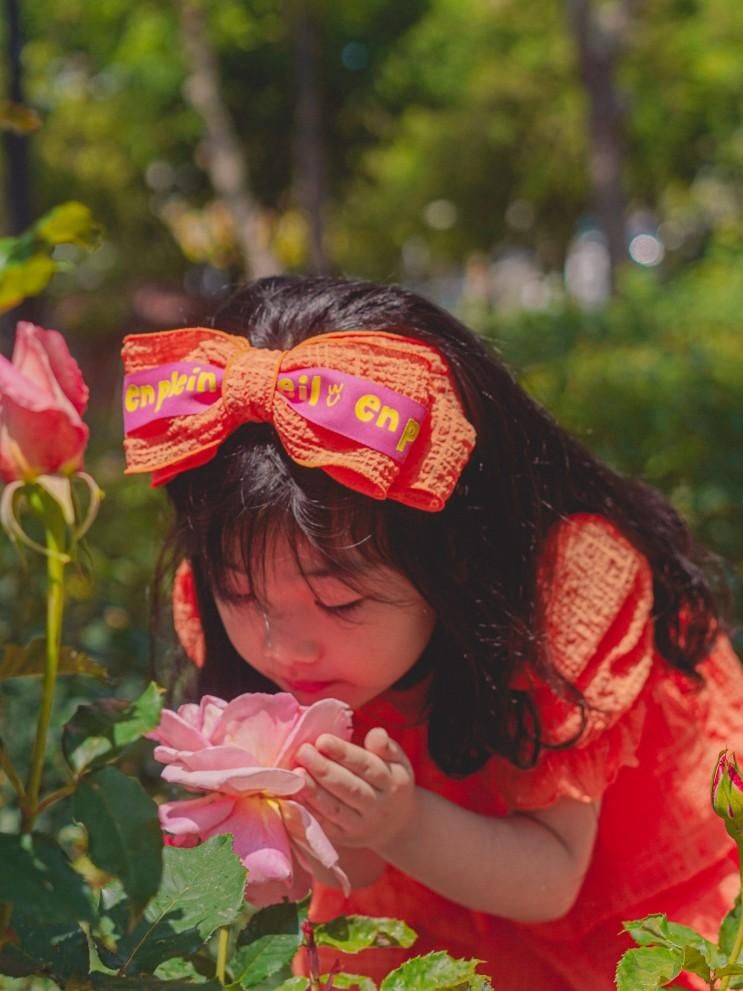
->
[4, 0, 31, 235]
[292, 0, 329, 274]
[179, 0, 282, 280]
[567, 0, 632, 292]
[2, 0, 38, 346]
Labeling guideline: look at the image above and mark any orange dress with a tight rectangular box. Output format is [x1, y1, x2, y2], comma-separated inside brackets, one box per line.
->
[307, 514, 743, 990]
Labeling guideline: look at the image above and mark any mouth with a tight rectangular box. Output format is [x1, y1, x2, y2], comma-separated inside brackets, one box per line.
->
[283, 679, 338, 695]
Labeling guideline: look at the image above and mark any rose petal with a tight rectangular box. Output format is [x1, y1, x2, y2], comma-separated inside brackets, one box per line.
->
[161, 762, 304, 797]
[159, 793, 236, 835]
[274, 698, 353, 768]
[281, 799, 350, 895]
[222, 796, 308, 907]
[15, 323, 88, 414]
[211, 693, 305, 765]
[147, 708, 210, 751]
[0, 325, 88, 481]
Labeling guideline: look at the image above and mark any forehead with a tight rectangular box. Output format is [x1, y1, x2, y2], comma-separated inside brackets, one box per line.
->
[228, 531, 376, 586]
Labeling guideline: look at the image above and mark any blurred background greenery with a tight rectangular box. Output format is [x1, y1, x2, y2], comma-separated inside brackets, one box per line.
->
[0, 0, 741, 767]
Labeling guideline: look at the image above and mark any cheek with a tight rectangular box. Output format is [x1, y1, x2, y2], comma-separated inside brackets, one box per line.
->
[215, 603, 264, 658]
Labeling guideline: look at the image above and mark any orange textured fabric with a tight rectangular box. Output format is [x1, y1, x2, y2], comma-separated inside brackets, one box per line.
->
[121, 327, 476, 511]
[304, 514, 743, 990]
[172, 559, 205, 669]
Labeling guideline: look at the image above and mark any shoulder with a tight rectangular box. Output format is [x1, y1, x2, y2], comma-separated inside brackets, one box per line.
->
[527, 513, 656, 747]
[539, 513, 654, 685]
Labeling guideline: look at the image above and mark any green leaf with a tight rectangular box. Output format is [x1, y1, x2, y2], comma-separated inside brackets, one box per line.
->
[231, 934, 300, 987]
[89, 974, 222, 989]
[269, 979, 308, 991]
[719, 895, 742, 960]
[0, 915, 90, 982]
[35, 202, 102, 249]
[0, 639, 108, 680]
[238, 901, 307, 945]
[615, 946, 683, 991]
[72, 766, 163, 919]
[98, 834, 246, 974]
[231, 901, 307, 990]
[0, 254, 57, 311]
[63, 681, 163, 773]
[380, 953, 488, 991]
[315, 917, 417, 953]
[622, 913, 719, 977]
[324, 973, 377, 991]
[0, 832, 94, 925]
[154, 957, 209, 981]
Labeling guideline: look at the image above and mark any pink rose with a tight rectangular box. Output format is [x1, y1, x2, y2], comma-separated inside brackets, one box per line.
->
[0, 322, 89, 482]
[148, 692, 353, 908]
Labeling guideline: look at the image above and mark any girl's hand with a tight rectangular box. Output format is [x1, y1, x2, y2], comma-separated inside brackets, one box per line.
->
[295, 727, 417, 850]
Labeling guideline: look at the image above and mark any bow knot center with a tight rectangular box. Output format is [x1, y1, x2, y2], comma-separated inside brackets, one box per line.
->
[223, 347, 284, 425]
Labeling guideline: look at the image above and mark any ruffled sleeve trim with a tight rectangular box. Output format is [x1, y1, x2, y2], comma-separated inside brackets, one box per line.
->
[497, 513, 656, 809]
[486, 694, 647, 810]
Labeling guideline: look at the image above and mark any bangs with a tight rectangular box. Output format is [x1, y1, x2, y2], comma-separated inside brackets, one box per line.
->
[192, 426, 404, 604]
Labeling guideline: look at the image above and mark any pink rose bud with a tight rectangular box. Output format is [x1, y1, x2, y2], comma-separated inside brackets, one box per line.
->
[0, 322, 89, 482]
[711, 749, 743, 845]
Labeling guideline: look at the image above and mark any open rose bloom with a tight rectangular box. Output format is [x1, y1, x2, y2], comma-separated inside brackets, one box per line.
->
[0, 322, 89, 482]
[149, 692, 352, 907]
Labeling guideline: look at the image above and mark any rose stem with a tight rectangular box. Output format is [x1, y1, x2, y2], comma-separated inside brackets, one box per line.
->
[719, 860, 743, 991]
[22, 497, 66, 831]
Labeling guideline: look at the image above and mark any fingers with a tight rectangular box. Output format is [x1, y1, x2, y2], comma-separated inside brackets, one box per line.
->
[296, 765, 362, 837]
[364, 727, 413, 774]
[314, 734, 391, 790]
[296, 741, 380, 813]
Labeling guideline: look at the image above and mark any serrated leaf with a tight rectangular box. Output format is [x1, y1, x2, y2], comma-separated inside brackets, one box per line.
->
[269, 978, 308, 991]
[720, 895, 742, 960]
[0, 100, 41, 133]
[381, 953, 487, 991]
[622, 913, 719, 976]
[99, 835, 246, 974]
[72, 766, 163, 919]
[35, 201, 101, 249]
[154, 957, 208, 981]
[231, 933, 300, 987]
[63, 681, 163, 772]
[0, 832, 94, 925]
[89, 974, 222, 989]
[0, 639, 107, 680]
[325, 972, 377, 991]
[315, 917, 416, 954]
[238, 902, 306, 945]
[615, 946, 683, 991]
[0, 914, 90, 981]
[232, 901, 306, 989]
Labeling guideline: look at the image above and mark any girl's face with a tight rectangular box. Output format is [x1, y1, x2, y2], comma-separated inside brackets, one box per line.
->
[213, 536, 435, 710]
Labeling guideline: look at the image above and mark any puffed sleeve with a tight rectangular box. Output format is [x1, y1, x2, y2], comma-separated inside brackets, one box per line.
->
[490, 513, 655, 810]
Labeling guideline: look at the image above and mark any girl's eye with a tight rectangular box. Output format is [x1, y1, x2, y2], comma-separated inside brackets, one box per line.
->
[220, 590, 256, 606]
[316, 598, 365, 616]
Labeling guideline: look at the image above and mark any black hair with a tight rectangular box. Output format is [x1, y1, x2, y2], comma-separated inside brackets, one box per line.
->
[156, 275, 723, 776]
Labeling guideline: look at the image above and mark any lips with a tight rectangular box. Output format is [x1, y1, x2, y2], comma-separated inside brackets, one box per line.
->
[284, 679, 337, 695]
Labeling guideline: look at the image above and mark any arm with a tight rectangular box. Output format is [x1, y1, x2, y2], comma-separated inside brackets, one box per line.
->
[296, 729, 600, 922]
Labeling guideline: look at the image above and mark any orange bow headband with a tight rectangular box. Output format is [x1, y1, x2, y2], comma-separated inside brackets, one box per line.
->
[122, 327, 476, 511]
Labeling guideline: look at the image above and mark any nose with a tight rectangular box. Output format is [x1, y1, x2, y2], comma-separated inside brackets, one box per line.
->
[261, 610, 322, 667]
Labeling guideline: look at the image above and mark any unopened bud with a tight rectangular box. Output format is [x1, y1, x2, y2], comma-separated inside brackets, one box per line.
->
[711, 749, 743, 846]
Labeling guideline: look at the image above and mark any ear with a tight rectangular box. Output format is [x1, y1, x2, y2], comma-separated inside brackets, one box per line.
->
[173, 558, 206, 668]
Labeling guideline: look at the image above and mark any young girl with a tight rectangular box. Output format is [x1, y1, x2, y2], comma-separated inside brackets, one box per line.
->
[122, 276, 743, 990]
